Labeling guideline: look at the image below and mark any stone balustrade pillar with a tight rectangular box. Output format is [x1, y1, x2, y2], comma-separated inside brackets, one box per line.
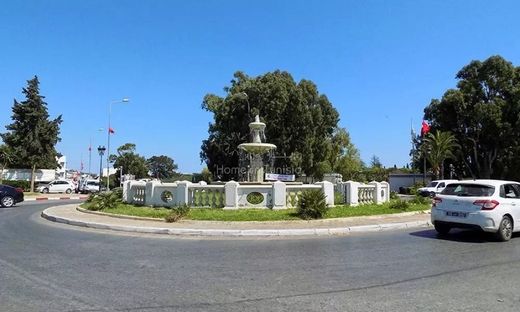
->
[224, 180, 239, 209]
[369, 181, 383, 205]
[144, 181, 154, 206]
[345, 181, 360, 206]
[176, 181, 191, 206]
[272, 180, 287, 210]
[381, 181, 390, 202]
[123, 180, 132, 203]
[315, 181, 334, 206]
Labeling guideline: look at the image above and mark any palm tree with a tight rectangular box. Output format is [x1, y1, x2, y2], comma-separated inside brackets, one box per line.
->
[423, 131, 459, 179]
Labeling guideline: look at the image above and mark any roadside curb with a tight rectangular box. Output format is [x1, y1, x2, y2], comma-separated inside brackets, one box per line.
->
[41, 206, 433, 237]
[76, 206, 431, 224]
[76, 207, 164, 222]
[25, 196, 89, 201]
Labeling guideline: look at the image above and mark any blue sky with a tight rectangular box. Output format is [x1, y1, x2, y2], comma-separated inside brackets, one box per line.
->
[1, 0, 519, 173]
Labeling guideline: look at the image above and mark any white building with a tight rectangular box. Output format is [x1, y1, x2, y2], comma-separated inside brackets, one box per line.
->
[56, 155, 67, 179]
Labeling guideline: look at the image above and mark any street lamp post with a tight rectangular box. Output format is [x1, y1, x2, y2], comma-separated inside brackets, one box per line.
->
[107, 98, 129, 190]
[88, 128, 104, 176]
[119, 166, 123, 187]
[97, 146, 106, 187]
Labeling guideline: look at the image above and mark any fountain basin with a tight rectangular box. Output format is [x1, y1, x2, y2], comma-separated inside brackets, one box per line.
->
[238, 143, 277, 154]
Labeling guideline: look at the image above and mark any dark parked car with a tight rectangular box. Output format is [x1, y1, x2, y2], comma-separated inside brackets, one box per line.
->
[0, 184, 24, 207]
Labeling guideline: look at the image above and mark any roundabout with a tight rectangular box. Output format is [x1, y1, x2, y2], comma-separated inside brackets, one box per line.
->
[3, 201, 520, 311]
[41, 204, 432, 237]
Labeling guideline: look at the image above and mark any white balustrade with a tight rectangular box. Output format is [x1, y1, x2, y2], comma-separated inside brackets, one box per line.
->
[189, 185, 226, 208]
[122, 179, 336, 209]
[336, 180, 390, 206]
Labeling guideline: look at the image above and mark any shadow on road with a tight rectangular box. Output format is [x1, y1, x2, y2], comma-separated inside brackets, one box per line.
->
[409, 228, 519, 243]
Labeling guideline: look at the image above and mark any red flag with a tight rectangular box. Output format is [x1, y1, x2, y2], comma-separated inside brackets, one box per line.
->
[421, 121, 430, 136]
[108, 127, 115, 134]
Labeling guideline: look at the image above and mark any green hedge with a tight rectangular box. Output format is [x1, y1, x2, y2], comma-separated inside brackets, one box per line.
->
[1, 180, 31, 191]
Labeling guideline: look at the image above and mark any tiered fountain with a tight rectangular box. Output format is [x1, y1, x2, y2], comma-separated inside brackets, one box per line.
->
[238, 115, 277, 182]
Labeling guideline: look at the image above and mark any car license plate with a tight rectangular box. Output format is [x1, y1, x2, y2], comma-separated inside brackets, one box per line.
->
[446, 211, 467, 218]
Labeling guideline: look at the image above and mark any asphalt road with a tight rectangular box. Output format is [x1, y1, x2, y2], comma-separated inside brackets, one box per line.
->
[2, 201, 520, 312]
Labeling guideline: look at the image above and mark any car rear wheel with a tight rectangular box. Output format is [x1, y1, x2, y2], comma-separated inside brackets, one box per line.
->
[42, 188, 49, 194]
[496, 216, 513, 242]
[434, 223, 451, 235]
[65, 189, 72, 194]
[1, 196, 15, 207]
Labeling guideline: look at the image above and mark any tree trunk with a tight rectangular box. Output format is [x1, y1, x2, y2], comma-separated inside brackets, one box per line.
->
[440, 161, 445, 179]
[30, 164, 36, 193]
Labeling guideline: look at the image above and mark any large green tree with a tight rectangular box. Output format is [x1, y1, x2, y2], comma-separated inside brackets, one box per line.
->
[201, 70, 340, 180]
[1, 76, 62, 192]
[110, 143, 149, 182]
[147, 155, 178, 179]
[424, 55, 520, 179]
[316, 127, 363, 181]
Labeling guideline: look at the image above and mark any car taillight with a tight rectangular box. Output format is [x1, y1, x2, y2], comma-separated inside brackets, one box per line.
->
[473, 200, 499, 210]
[432, 196, 442, 207]
[15, 188, 24, 193]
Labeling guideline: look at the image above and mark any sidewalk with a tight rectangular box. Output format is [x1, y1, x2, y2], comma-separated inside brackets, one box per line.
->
[41, 204, 433, 237]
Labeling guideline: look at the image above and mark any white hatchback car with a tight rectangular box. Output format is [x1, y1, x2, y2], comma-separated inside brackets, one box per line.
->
[37, 180, 75, 194]
[431, 180, 520, 241]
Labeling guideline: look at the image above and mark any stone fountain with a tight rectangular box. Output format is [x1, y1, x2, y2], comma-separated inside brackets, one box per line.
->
[238, 115, 277, 182]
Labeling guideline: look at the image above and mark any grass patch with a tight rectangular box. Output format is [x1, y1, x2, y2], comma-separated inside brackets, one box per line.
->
[82, 202, 171, 219]
[24, 192, 42, 196]
[80, 200, 430, 222]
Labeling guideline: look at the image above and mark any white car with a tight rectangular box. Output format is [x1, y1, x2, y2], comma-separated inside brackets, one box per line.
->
[431, 179, 520, 241]
[37, 180, 75, 194]
[78, 179, 100, 194]
[418, 179, 458, 197]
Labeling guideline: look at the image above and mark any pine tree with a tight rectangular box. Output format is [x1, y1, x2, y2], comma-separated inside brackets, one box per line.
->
[1, 76, 63, 192]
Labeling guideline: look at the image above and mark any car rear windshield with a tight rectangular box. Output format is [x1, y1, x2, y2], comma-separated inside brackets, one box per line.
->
[441, 183, 495, 197]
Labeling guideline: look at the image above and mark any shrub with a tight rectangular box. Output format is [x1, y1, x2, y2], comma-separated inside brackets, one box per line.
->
[410, 195, 431, 205]
[296, 190, 328, 220]
[409, 182, 426, 196]
[111, 187, 123, 198]
[85, 190, 123, 211]
[390, 191, 399, 200]
[2, 180, 31, 191]
[334, 192, 344, 205]
[389, 200, 410, 210]
[165, 204, 191, 223]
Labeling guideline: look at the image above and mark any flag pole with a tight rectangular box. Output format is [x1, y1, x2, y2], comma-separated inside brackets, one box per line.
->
[88, 138, 92, 176]
[423, 152, 426, 184]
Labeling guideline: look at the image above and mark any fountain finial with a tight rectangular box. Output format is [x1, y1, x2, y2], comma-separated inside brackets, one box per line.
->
[254, 115, 260, 123]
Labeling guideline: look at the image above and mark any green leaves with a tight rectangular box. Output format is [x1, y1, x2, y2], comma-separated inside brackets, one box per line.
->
[423, 130, 459, 179]
[111, 143, 149, 180]
[296, 190, 328, 220]
[147, 155, 178, 179]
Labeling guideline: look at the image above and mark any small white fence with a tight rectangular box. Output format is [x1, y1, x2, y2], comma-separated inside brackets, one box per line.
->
[335, 181, 390, 206]
[123, 180, 334, 210]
